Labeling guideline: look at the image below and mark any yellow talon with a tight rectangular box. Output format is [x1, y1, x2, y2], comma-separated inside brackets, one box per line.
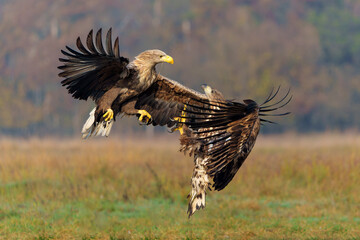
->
[173, 104, 187, 135]
[181, 105, 187, 118]
[174, 105, 187, 123]
[103, 109, 114, 121]
[173, 125, 184, 135]
[137, 109, 152, 123]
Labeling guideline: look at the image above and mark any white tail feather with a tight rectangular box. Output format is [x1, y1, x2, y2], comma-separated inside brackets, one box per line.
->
[82, 108, 96, 134]
[104, 120, 114, 137]
[81, 107, 114, 139]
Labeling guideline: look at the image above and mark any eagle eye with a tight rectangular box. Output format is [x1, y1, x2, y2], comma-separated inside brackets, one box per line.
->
[160, 55, 164, 58]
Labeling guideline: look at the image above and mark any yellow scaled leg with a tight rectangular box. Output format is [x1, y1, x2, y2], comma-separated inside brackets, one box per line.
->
[103, 109, 114, 121]
[173, 104, 187, 135]
[137, 109, 152, 124]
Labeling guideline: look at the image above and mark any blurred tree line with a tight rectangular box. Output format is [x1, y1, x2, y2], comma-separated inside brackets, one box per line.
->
[0, 0, 360, 136]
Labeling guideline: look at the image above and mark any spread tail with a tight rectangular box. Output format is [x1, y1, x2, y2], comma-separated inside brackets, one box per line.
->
[187, 155, 210, 218]
[81, 107, 114, 139]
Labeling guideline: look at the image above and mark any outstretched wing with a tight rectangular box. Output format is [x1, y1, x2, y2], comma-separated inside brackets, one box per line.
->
[182, 100, 260, 190]
[58, 28, 129, 101]
[134, 75, 210, 128]
[180, 88, 291, 190]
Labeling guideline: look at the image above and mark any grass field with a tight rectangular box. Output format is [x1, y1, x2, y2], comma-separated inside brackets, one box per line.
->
[0, 134, 359, 239]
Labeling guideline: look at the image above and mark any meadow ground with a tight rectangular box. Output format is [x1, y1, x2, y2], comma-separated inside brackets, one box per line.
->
[0, 134, 359, 239]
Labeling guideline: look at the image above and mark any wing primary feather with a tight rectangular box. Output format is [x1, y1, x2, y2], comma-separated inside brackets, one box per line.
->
[114, 37, 120, 58]
[95, 29, 106, 55]
[61, 49, 77, 58]
[58, 65, 96, 78]
[261, 88, 290, 108]
[106, 28, 114, 56]
[261, 94, 292, 111]
[260, 86, 275, 105]
[260, 86, 277, 105]
[259, 112, 291, 117]
[65, 46, 85, 57]
[261, 85, 280, 105]
[58, 58, 75, 63]
[76, 37, 91, 55]
[86, 29, 98, 54]
[260, 119, 277, 124]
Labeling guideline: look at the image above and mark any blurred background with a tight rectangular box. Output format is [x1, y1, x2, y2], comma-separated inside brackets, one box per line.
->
[1, 0, 360, 137]
[1, 1, 360, 238]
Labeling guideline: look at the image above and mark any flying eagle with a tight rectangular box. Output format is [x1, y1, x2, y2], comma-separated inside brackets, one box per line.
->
[177, 85, 291, 217]
[59, 28, 291, 218]
[59, 28, 216, 138]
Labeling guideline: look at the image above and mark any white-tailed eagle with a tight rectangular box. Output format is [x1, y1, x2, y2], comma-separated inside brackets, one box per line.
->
[58, 28, 291, 218]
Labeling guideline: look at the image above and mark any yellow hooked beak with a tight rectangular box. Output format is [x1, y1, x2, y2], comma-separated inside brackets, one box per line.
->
[161, 55, 174, 64]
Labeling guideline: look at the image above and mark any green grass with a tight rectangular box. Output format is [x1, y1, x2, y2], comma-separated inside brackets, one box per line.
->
[0, 135, 359, 239]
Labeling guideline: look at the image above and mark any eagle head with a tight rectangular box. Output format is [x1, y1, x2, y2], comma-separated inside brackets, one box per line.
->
[135, 49, 174, 66]
[201, 84, 225, 101]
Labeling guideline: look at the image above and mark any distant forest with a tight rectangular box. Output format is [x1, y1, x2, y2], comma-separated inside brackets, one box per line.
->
[1, 0, 360, 136]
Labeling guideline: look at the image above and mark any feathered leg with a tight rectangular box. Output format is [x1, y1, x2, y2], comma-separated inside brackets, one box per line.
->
[187, 154, 210, 218]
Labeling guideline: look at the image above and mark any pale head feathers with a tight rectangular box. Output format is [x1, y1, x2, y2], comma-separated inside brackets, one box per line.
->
[201, 84, 225, 101]
[130, 49, 173, 69]
[128, 49, 173, 86]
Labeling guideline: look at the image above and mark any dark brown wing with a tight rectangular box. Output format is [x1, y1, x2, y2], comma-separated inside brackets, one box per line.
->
[58, 28, 129, 101]
[134, 76, 210, 127]
[181, 100, 261, 190]
[180, 87, 291, 190]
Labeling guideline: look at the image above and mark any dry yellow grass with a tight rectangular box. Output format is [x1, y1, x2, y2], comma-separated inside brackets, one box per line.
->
[0, 134, 359, 239]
